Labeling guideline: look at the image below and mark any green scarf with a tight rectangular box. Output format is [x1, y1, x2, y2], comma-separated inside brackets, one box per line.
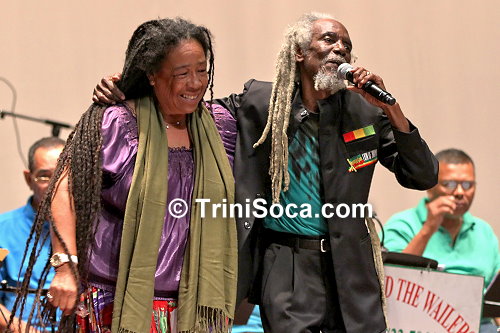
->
[111, 96, 237, 333]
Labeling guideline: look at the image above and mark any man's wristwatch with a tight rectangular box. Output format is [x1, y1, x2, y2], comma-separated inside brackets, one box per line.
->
[50, 253, 78, 268]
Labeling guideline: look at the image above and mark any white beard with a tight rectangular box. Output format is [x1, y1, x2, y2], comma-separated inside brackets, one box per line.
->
[313, 67, 346, 94]
[312, 53, 348, 94]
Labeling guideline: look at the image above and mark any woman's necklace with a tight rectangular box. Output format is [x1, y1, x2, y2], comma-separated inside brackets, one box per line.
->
[155, 98, 185, 129]
[165, 121, 182, 129]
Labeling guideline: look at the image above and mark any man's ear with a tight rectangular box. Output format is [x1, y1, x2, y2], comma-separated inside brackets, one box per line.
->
[295, 47, 305, 63]
[23, 170, 34, 191]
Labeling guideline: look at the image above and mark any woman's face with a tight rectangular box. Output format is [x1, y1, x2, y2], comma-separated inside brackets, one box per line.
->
[150, 39, 208, 116]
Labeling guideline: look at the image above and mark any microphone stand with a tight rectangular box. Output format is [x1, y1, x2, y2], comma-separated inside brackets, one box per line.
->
[0, 279, 47, 296]
[0, 110, 73, 137]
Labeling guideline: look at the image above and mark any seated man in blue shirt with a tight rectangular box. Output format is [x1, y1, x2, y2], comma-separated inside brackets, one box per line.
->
[0, 137, 64, 332]
[383, 148, 500, 333]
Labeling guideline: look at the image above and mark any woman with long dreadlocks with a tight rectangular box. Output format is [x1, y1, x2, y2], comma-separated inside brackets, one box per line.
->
[10, 18, 237, 333]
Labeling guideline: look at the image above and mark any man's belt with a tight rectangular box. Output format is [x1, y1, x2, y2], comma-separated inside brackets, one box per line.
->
[265, 229, 330, 252]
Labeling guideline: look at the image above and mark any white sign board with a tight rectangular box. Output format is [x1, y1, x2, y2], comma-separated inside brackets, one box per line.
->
[384, 265, 483, 333]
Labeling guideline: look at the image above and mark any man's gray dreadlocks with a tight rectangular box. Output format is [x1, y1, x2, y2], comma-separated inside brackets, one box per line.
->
[253, 12, 333, 203]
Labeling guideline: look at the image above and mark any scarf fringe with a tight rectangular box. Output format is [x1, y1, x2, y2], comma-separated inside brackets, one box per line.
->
[178, 306, 233, 333]
[366, 216, 388, 328]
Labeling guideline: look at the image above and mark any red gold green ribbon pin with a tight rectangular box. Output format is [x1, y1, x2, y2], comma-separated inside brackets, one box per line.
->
[343, 124, 375, 143]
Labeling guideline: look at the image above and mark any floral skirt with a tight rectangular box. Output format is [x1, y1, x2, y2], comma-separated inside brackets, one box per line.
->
[76, 286, 178, 333]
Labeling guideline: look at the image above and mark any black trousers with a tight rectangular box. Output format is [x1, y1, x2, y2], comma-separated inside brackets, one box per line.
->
[260, 241, 346, 333]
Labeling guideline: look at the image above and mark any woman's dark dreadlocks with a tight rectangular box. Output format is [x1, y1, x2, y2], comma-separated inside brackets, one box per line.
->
[8, 17, 215, 332]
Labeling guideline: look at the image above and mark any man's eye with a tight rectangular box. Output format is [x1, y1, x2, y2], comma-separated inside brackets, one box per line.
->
[175, 72, 188, 77]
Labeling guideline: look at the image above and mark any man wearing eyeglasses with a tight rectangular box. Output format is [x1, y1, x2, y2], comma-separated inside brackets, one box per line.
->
[383, 148, 500, 333]
[0, 137, 64, 332]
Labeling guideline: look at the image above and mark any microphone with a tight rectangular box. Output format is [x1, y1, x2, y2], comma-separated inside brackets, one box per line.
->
[338, 63, 396, 106]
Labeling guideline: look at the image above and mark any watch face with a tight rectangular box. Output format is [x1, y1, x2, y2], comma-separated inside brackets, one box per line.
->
[50, 254, 65, 267]
[50, 255, 60, 267]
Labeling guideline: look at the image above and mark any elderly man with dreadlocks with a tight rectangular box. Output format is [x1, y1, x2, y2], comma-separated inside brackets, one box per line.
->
[12, 18, 238, 333]
[94, 12, 438, 333]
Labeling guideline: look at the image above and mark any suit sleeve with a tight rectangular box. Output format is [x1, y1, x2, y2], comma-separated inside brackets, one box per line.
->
[213, 79, 256, 119]
[377, 113, 438, 190]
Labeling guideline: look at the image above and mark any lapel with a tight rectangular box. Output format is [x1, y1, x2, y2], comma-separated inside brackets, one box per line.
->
[286, 83, 307, 143]
[317, 91, 346, 203]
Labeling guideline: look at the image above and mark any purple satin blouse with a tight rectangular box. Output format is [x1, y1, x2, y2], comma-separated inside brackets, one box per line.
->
[88, 103, 236, 296]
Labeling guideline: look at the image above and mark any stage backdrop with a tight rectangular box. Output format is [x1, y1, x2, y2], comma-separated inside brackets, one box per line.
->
[0, 1, 499, 239]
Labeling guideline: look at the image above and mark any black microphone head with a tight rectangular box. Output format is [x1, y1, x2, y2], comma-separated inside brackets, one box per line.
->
[385, 95, 396, 106]
[337, 63, 354, 80]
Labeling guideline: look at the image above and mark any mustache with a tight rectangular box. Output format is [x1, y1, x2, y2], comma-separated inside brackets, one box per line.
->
[322, 55, 348, 66]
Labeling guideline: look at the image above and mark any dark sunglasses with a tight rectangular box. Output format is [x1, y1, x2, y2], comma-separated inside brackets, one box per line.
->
[440, 180, 475, 191]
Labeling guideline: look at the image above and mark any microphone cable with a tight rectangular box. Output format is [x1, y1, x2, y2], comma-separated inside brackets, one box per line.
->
[372, 210, 387, 251]
[0, 77, 27, 169]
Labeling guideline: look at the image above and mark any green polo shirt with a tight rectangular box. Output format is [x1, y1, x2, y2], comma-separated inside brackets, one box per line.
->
[382, 198, 500, 289]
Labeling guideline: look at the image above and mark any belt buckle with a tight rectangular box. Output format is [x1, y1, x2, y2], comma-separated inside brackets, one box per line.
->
[320, 238, 328, 253]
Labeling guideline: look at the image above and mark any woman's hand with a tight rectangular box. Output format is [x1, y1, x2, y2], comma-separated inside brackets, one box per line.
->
[47, 264, 78, 316]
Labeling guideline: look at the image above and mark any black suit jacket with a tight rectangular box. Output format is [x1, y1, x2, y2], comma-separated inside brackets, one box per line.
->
[216, 79, 438, 333]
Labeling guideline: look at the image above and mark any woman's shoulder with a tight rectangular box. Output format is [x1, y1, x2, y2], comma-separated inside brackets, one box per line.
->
[208, 103, 236, 130]
[101, 102, 138, 177]
[102, 101, 138, 144]
[103, 101, 136, 123]
[206, 102, 236, 164]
